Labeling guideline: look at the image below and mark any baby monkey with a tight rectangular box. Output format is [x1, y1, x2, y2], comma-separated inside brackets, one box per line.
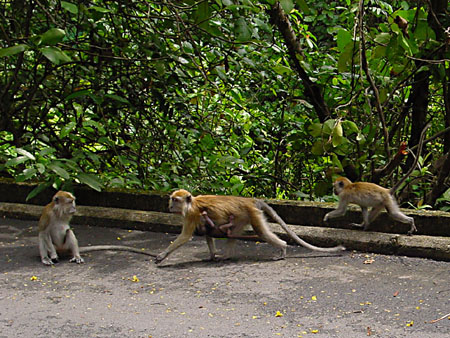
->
[200, 211, 235, 237]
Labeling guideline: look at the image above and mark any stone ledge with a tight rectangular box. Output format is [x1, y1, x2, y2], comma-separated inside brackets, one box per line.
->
[1, 202, 448, 261]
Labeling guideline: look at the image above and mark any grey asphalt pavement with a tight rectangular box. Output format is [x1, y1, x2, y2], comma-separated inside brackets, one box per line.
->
[0, 217, 449, 337]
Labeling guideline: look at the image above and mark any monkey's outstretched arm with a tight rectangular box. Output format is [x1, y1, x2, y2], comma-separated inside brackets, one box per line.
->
[155, 220, 196, 263]
[323, 199, 349, 222]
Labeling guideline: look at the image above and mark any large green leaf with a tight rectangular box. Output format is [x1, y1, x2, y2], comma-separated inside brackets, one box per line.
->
[6, 156, 30, 167]
[41, 46, 71, 64]
[48, 163, 70, 179]
[61, 1, 78, 14]
[235, 18, 251, 42]
[40, 28, 66, 46]
[280, 0, 294, 13]
[26, 182, 52, 201]
[16, 148, 36, 160]
[60, 121, 76, 138]
[0, 44, 28, 57]
[77, 173, 103, 191]
[336, 29, 352, 52]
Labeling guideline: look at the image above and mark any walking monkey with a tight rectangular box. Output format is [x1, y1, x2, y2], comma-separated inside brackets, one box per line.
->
[155, 190, 345, 263]
[324, 123, 430, 235]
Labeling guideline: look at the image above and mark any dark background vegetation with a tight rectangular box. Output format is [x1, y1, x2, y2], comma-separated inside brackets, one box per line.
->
[0, 0, 449, 209]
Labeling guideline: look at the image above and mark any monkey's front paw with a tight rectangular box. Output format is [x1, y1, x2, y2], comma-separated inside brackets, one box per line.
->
[69, 256, 85, 264]
[323, 214, 329, 222]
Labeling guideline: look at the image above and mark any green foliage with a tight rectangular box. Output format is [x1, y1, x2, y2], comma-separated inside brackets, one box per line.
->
[0, 0, 448, 205]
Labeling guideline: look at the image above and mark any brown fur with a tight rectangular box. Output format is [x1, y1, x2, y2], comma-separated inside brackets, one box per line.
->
[38, 191, 155, 266]
[324, 177, 416, 234]
[155, 189, 345, 264]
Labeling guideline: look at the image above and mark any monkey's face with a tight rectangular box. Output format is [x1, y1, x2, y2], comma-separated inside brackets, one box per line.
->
[53, 191, 76, 216]
[333, 177, 350, 196]
[168, 189, 192, 216]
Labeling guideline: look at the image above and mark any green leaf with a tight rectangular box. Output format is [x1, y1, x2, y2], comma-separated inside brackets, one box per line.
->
[342, 120, 359, 134]
[336, 29, 352, 52]
[40, 28, 66, 46]
[323, 119, 335, 135]
[332, 121, 343, 147]
[280, 0, 294, 13]
[105, 94, 130, 104]
[6, 156, 30, 167]
[338, 42, 356, 73]
[235, 18, 251, 42]
[61, 1, 78, 14]
[16, 168, 37, 182]
[60, 121, 76, 138]
[230, 88, 243, 103]
[89, 6, 111, 13]
[295, 0, 310, 14]
[331, 154, 343, 171]
[39, 147, 56, 157]
[0, 44, 28, 57]
[48, 163, 70, 179]
[311, 141, 324, 155]
[273, 64, 292, 75]
[26, 182, 52, 201]
[16, 148, 36, 160]
[83, 120, 106, 134]
[65, 89, 91, 100]
[77, 173, 103, 191]
[374, 32, 391, 44]
[308, 123, 323, 137]
[41, 46, 71, 64]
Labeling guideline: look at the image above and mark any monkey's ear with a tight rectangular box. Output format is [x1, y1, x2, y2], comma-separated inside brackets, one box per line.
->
[186, 194, 192, 203]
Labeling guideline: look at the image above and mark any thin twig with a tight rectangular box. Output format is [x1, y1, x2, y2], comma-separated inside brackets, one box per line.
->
[358, 0, 390, 158]
[427, 312, 450, 324]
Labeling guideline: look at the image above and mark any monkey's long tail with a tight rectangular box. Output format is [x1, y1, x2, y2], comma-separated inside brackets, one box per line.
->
[259, 202, 346, 252]
[79, 245, 157, 257]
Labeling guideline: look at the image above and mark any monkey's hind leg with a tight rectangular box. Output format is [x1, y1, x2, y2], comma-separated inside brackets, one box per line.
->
[205, 236, 220, 261]
[349, 206, 370, 230]
[386, 202, 417, 235]
[251, 213, 287, 261]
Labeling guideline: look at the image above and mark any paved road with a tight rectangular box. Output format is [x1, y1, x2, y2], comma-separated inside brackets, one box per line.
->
[0, 217, 449, 337]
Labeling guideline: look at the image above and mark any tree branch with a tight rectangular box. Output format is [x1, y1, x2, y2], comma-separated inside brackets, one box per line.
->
[267, 2, 330, 123]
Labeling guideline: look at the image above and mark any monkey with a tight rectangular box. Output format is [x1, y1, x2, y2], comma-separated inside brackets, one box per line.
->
[155, 190, 345, 264]
[394, 15, 409, 38]
[38, 191, 155, 265]
[323, 177, 417, 234]
[323, 123, 430, 235]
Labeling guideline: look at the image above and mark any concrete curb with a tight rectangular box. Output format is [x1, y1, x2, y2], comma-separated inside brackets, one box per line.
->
[1, 202, 449, 261]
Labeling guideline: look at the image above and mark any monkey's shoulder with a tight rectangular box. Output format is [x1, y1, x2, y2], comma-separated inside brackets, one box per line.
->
[38, 204, 54, 231]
